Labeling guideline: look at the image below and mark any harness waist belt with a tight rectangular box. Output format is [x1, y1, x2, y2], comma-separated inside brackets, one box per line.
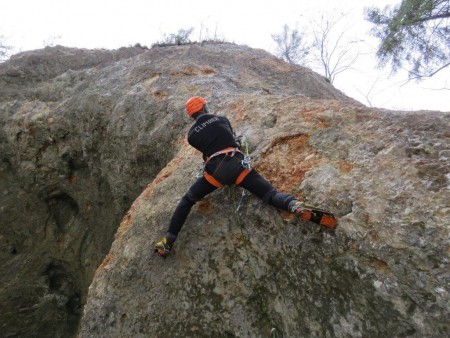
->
[206, 147, 242, 163]
[203, 146, 251, 188]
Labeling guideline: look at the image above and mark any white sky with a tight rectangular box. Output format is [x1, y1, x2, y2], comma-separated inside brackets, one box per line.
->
[1, 0, 449, 112]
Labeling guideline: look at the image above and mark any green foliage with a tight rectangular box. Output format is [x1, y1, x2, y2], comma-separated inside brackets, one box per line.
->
[366, 0, 450, 79]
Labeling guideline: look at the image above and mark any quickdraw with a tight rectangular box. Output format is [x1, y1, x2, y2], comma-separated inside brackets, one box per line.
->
[241, 133, 252, 170]
[236, 133, 251, 211]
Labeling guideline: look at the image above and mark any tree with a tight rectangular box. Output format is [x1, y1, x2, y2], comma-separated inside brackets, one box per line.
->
[272, 12, 361, 84]
[271, 24, 309, 64]
[43, 35, 62, 47]
[1, 35, 12, 61]
[198, 22, 226, 43]
[309, 12, 361, 83]
[366, 0, 450, 79]
[153, 28, 194, 47]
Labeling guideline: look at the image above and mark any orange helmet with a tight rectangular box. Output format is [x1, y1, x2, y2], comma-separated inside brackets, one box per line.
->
[185, 96, 207, 117]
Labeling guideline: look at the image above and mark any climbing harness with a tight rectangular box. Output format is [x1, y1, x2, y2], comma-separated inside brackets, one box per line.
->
[196, 134, 253, 188]
[195, 148, 243, 180]
[206, 147, 241, 162]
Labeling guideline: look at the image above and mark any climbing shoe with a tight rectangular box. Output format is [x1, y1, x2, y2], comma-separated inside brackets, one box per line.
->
[154, 236, 175, 257]
[289, 200, 305, 214]
[289, 200, 338, 230]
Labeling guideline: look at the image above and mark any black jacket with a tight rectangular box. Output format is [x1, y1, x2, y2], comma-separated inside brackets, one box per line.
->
[187, 114, 239, 159]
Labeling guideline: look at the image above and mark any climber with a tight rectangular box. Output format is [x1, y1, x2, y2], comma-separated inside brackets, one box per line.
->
[155, 96, 337, 257]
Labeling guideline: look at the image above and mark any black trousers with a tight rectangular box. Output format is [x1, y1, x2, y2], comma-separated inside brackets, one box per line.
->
[167, 167, 296, 237]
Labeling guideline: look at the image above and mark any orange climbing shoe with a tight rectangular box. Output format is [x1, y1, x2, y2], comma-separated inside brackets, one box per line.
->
[289, 200, 338, 230]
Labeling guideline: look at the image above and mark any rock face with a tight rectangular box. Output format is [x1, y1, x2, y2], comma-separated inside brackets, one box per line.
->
[1, 43, 449, 338]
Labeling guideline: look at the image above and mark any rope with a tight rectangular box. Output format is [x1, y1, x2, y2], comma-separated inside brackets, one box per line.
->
[231, 134, 283, 338]
[233, 200, 283, 338]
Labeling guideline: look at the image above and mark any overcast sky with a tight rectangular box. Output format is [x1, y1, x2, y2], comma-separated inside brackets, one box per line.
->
[2, 0, 449, 112]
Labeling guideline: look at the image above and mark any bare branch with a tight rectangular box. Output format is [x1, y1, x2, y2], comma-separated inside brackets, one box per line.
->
[408, 61, 450, 80]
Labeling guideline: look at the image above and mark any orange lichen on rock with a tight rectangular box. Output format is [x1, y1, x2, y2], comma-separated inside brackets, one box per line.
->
[96, 252, 113, 274]
[152, 90, 168, 100]
[337, 161, 354, 173]
[196, 200, 214, 214]
[226, 98, 252, 123]
[297, 106, 335, 129]
[200, 67, 216, 75]
[233, 235, 247, 247]
[169, 65, 216, 77]
[369, 257, 391, 273]
[316, 115, 331, 129]
[256, 134, 323, 193]
[170, 67, 198, 76]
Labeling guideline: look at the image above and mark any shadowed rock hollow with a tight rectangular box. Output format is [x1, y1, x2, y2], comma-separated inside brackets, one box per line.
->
[0, 43, 449, 338]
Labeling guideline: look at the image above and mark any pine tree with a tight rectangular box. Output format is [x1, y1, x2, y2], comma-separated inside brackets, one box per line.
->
[366, 0, 450, 79]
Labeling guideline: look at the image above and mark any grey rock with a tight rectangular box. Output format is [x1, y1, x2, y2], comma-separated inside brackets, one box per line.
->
[0, 43, 449, 338]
